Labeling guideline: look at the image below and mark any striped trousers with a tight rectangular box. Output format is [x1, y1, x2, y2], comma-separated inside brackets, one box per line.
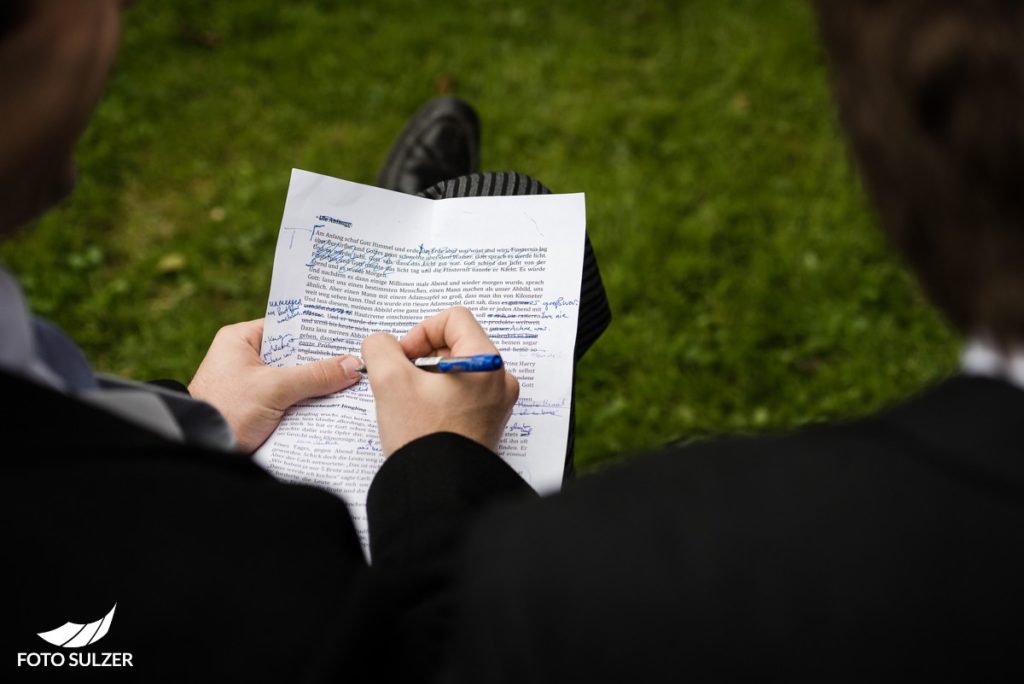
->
[420, 172, 612, 477]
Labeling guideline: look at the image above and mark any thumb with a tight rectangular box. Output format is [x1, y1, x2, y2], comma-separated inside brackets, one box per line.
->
[268, 354, 363, 408]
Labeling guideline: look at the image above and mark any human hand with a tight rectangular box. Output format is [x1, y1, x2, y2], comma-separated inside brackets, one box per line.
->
[361, 307, 519, 456]
[189, 318, 362, 453]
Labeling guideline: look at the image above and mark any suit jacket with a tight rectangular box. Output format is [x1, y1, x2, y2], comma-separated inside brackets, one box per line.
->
[372, 375, 1024, 682]
[1, 370, 528, 683]
[1, 369, 378, 682]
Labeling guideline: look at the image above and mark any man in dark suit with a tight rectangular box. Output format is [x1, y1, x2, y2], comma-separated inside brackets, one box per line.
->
[2, 1, 609, 679]
[0, 2, 533, 681]
[0, 2, 389, 680]
[361, 0, 1024, 679]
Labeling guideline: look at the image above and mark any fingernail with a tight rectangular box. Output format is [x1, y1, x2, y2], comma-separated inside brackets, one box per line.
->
[340, 356, 362, 380]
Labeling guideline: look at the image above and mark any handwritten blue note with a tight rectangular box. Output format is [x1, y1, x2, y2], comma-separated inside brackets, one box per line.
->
[268, 298, 303, 323]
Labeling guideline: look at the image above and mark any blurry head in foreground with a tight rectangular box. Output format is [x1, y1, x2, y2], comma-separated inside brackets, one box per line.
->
[0, 0, 126, 235]
[816, 0, 1024, 346]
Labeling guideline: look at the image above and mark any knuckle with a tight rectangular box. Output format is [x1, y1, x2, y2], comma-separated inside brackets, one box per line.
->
[505, 372, 521, 403]
[310, 359, 334, 389]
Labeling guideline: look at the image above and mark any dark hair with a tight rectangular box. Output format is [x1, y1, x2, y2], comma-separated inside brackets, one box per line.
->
[0, 0, 32, 39]
[814, 0, 1024, 345]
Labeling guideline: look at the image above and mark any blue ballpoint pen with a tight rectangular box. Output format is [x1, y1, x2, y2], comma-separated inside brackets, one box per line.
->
[355, 353, 503, 374]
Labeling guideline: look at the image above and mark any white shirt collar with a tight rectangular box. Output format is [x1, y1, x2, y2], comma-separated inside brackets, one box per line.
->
[960, 336, 1024, 391]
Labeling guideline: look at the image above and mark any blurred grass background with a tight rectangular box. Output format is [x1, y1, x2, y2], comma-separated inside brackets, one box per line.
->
[0, 0, 959, 471]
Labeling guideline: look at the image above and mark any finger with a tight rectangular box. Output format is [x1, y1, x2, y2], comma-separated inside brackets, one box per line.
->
[505, 371, 521, 406]
[232, 318, 266, 354]
[402, 307, 497, 357]
[361, 332, 417, 384]
[397, 322, 435, 358]
[399, 325, 451, 358]
[268, 354, 362, 408]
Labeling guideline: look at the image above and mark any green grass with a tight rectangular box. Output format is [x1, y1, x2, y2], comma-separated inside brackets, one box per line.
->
[0, 0, 959, 471]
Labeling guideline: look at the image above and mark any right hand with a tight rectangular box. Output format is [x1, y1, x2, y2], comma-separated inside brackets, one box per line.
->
[361, 307, 519, 456]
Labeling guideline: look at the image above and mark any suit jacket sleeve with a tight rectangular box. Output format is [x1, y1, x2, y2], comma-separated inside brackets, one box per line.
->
[367, 431, 534, 569]
[365, 432, 535, 681]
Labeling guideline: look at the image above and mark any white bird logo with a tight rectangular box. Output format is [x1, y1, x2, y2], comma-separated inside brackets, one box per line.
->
[37, 604, 117, 648]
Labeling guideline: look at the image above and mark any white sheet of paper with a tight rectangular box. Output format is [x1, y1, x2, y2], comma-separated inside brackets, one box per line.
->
[254, 169, 585, 556]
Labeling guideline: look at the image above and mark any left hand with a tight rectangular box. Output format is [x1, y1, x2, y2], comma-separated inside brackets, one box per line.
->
[189, 318, 362, 453]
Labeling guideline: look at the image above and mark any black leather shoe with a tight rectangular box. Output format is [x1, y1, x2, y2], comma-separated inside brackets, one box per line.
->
[376, 97, 480, 195]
